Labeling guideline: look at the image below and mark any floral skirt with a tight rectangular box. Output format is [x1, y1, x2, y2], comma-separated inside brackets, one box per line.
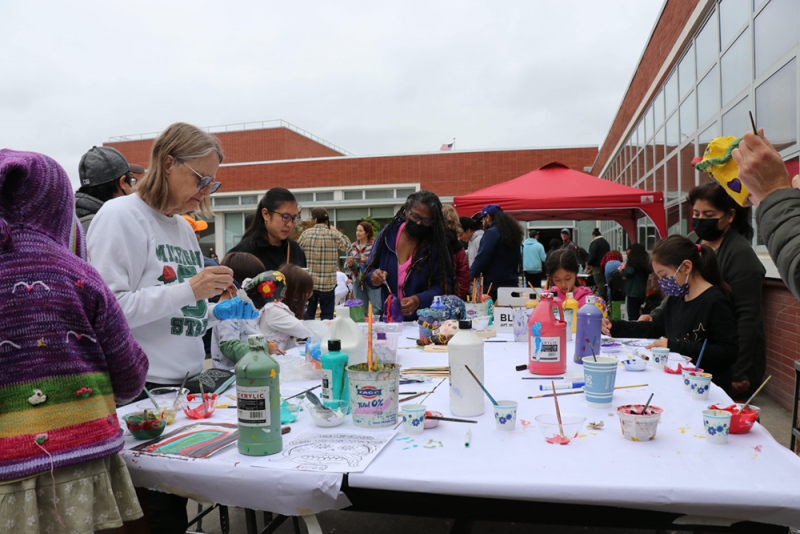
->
[0, 453, 142, 534]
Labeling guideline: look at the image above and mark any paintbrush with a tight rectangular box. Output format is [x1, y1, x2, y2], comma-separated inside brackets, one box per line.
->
[399, 392, 428, 403]
[749, 111, 758, 135]
[143, 387, 161, 412]
[552, 381, 566, 439]
[420, 377, 447, 404]
[739, 375, 772, 414]
[426, 415, 477, 424]
[283, 384, 321, 402]
[695, 339, 708, 370]
[464, 364, 498, 406]
[528, 390, 585, 399]
[639, 393, 654, 415]
[173, 372, 190, 409]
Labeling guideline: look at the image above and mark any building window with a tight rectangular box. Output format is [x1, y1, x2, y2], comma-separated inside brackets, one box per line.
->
[666, 155, 679, 200]
[680, 91, 697, 140]
[654, 89, 665, 128]
[395, 188, 416, 199]
[666, 113, 679, 153]
[370, 206, 395, 218]
[224, 212, 244, 253]
[721, 28, 751, 105]
[344, 190, 363, 200]
[645, 105, 654, 141]
[365, 189, 393, 199]
[695, 9, 719, 78]
[665, 71, 679, 116]
[756, 58, 797, 151]
[699, 121, 720, 158]
[719, 0, 751, 48]
[722, 96, 751, 137]
[680, 142, 697, 194]
[214, 196, 239, 207]
[754, 0, 800, 77]
[316, 191, 334, 202]
[294, 192, 314, 202]
[240, 195, 258, 205]
[697, 65, 720, 127]
[679, 44, 696, 98]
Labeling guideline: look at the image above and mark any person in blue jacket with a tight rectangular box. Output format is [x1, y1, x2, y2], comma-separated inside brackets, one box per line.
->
[366, 190, 454, 320]
[470, 204, 523, 301]
[521, 229, 547, 288]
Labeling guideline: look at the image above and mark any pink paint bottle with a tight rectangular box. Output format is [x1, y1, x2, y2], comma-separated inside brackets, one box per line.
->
[528, 292, 567, 375]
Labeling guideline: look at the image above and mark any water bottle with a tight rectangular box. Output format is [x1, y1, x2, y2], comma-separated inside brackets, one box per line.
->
[236, 334, 282, 456]
[574, 295, 603, 364]
[527, 292, 567, 375]
[448, 317, 485, 416]
[321, 339, 349, 408]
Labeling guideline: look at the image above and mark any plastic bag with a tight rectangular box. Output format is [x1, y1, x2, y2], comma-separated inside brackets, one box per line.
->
[274, 353, 321, 382]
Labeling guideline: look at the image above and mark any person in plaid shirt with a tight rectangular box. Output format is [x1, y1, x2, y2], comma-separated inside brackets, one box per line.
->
[298, 207, 351, 319]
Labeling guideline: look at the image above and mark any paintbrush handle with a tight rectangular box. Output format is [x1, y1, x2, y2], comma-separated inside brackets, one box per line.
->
[426, 415, 478, 424]
[464, 364, 498, 406]
[740, 375, 772, 413]
[528, 390, 584, 399]
[399, 392, 426, 403]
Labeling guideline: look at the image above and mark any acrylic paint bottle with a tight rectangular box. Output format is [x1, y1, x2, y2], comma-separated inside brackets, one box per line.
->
[448, 317, 485, 416]
[563, 292, 579, 342]
[527, 292, 567, 375]
[321, 339, 350, 408]
[574, 295, 603, 364]
[236, 334, 282, 456]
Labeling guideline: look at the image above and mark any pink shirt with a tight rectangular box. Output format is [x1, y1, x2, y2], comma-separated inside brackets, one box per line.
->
[396, 222, 411, 301]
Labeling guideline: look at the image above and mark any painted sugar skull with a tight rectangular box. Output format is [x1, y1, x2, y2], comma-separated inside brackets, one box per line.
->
[243, 271, 286, 309]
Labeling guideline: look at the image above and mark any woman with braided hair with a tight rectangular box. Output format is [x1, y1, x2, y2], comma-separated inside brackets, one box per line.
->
[366, 190, 454, 320]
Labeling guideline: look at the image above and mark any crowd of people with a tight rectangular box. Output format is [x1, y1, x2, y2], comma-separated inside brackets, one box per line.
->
[2, 122, 798, 533]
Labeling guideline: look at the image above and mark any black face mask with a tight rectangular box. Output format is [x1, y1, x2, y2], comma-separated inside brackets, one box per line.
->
[692, 217, 725, 241]
[406, 222, 430, 239]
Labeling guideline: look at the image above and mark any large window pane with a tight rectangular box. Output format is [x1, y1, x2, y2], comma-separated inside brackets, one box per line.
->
[645, 105, 654, 141]
[665, 72, 679, 115]
[370, 206, 395, 218]
[680, 91, 697, 139]
[722, 96, 751, 137]
[396, 188, 416, 199]
[294, 192, 314, 202]
[214, 196, 239, 206]
[636, 120, 645, 149]
[655, 165, 665, 195]
[697, 66, 720, 126]
[666, 113, 680, 153]
[754, 0, 800, 76]
[721, 28, 751, 105]
[679, 44, 696, 97]
[344, 190, 363, 200]
[654, 90, 665, 128]
[699, 121, 720, 158]
[666, 155, 679, 199]
[316, 192, 334, 201]
[336, 207, 365, 221]
[224, 212, 244, 253]
[680, 143, 698, 194]
[630, 154, 639, 183]
[696, 10, 719, 77]
[654, 128, 666, 166]
[365, 189, 393, 199]
[720, 0, 751, 48]
[756, 58, 797, 151]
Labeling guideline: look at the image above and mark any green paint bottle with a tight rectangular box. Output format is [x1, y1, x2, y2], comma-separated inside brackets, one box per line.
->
[235, 334, 282, 456]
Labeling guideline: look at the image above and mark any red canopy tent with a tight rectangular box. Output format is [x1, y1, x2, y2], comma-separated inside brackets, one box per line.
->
[453, 161, 667, 242]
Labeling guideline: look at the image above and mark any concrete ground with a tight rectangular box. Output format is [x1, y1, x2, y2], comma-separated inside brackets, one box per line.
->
[185, 395, 794, 534]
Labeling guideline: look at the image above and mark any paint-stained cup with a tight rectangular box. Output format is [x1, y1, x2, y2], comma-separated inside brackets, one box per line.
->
[401, 404, 426, 435]
[702, 409, 732, 444]
[681, 365, 699, 391]
[347, 363, 399, 428]
[582, 356, 618, 408]
[650, 348, 669, 370]
[493, 400, 518, 431]
[616, 404, 663, 441]
[512, 307, 534, 342]
[688, 372, 713, 400]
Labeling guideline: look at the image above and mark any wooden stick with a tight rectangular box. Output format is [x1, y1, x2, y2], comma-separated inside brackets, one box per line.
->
[739, 375, 772, 413]
[485, 283, 493, 300]
[464, 364, 498, 406]
[552, 381, 565, 438]
[399, 392, 427, 403]
[749, 111, 758, 135]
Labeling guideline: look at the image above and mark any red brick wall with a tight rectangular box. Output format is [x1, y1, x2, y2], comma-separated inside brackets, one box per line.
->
[593, 0, 706, 176]
[763, 279, 800, 411]
[212, 147, 598, 197]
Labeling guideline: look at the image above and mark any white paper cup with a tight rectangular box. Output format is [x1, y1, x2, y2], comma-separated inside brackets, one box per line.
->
[702, 409, 732, 444]
[401, 404, 426, 435]
[688, 372, 713, 400]
[493, 400, 518, 431]
[650, 348, 669, 370]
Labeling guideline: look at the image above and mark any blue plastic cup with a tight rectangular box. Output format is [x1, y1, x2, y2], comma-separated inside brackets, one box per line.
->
[582, 356, 618, 408]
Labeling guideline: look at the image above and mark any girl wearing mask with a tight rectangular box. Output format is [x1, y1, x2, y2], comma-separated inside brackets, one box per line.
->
[603, 235, 738, 394]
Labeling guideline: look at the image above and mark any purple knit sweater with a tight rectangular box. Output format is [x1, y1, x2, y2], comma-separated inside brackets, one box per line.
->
[0, 149, 149, 481]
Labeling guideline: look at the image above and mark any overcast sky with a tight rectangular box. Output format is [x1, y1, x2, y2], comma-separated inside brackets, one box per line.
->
[1, 1, 663, 189]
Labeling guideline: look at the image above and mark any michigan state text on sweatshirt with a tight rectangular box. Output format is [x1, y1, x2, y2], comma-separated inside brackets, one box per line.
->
[88, 194, 208, 384]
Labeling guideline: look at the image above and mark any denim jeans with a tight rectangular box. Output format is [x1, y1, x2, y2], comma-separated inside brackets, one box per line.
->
[305, 288, 336, 320]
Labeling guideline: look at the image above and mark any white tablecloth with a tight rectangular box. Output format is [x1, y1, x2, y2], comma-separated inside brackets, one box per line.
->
[118, 324, 800, 526]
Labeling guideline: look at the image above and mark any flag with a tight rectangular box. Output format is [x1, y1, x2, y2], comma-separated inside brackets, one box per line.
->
[440, 143, 453, 151]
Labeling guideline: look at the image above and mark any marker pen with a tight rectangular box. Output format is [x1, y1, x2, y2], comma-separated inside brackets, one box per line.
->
[539, 381, 585, 391]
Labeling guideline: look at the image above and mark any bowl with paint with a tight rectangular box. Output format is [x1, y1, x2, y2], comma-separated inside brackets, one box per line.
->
[615, 404, 663, 441]
[122, 410, 167, 440]
[708, 403, 760, 434]
[138, 387, 189, 425]
[310, 400, 348, 427]
[183, 393, 218, 419]
[535, 413, 585, 445]
[424, 410, 443, 428]
[620, 355, 647, 372]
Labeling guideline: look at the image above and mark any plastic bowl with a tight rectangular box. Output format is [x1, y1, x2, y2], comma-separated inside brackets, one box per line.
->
[183, 393, 218, 419]
[620, 356, 647, 372]
[616, 404, 663, 441]
[138, 387, 189, 425]
[309, 401, 348, 427]
[535, 413, 585, 445]
[122, 410, 167, 440]
[424, 410, 443, 428]
[473, 316, 492, 330]
[708, 403, 760, 434]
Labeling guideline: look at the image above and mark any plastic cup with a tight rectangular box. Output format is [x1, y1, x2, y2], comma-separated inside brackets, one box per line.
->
[535, 413, 585, 444]
[703, 409, 732, 444]
[582, 356, 618, 408]
[493, 400, 519, 431]
[183, 393, 218, 419]
[681, 365, 700, 391]
[401, 404, 426, 435]
[615, 404, 664, 441]
[650, 348, 669, 370]
[512, 307, 534, 342]
[149, 387, 189, 425]
[688, 372, 713, 400]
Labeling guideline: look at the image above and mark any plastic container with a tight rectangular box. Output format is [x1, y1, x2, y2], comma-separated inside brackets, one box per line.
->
[616, 404, 663, 441]
[147, 387, 189, 425]
[708, 403, 761, 434]
[563, 292, 579, 341]
[123, 411, 167, 440]
[373, 332, 399, 364]
[574, 296, 603, 364]
[309, 400, 348, 427]
[535, 413, 585, 445]
[183, 393, 218, 419]
[321, 339, 350, 409]
[620, 356, 647, 372]
[322, 316, 367, 366]
[347, 362, 400, 428]
[235, 334, 282, 456]
[448, 318, 486, 416]
[527, 292, 567, 376]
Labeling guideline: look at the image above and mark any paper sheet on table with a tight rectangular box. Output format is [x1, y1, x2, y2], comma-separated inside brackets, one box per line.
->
[247, 430, 396, 473]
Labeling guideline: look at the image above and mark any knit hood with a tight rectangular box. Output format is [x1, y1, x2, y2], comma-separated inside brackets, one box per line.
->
[0, 150, 78, 252]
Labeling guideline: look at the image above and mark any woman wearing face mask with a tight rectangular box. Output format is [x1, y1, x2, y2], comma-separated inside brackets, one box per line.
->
[687, 181, 766, 398]
[469, 204, 523, 302]
[366, 190, 454, 320]
[603, 235, 738, 394]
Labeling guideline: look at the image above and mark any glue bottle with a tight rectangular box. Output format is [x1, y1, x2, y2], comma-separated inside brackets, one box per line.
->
[448, 315, 485, 416]
[527, 292, 567, 375]
[236, 334, 282, 456]
[321, 339, 349, 408]
[574, 295, 603, 364]
[562, 292, 580, 342]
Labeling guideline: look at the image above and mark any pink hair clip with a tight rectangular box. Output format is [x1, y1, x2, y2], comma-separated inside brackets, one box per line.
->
[696, 244, 702, 251]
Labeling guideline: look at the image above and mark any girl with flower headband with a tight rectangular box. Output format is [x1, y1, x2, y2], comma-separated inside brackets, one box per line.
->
[254, 264, 312, 352]
[603, 235, 738, 394]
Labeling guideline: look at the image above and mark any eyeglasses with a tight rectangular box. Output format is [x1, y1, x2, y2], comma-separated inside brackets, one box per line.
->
[175, 157, 222, 194]
[271, 211, 302, 224]
[124, 171, 137, 187]
[407, 210, 433, 226]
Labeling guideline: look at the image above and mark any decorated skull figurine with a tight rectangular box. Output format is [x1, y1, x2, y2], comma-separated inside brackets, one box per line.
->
[242, 271, 287, 310]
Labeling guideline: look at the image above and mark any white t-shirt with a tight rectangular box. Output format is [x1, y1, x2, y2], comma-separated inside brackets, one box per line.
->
[88, 194, 206, 384]
[256, 301, 310, 351]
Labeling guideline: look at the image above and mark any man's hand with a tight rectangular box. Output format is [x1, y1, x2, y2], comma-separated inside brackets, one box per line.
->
[732, 129, 791, 206]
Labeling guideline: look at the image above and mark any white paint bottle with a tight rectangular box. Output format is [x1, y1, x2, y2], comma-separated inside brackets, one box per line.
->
[448, 317, 485, 416]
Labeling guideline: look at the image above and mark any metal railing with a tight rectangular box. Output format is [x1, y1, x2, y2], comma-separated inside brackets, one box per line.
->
[108, 119, 352, 156]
